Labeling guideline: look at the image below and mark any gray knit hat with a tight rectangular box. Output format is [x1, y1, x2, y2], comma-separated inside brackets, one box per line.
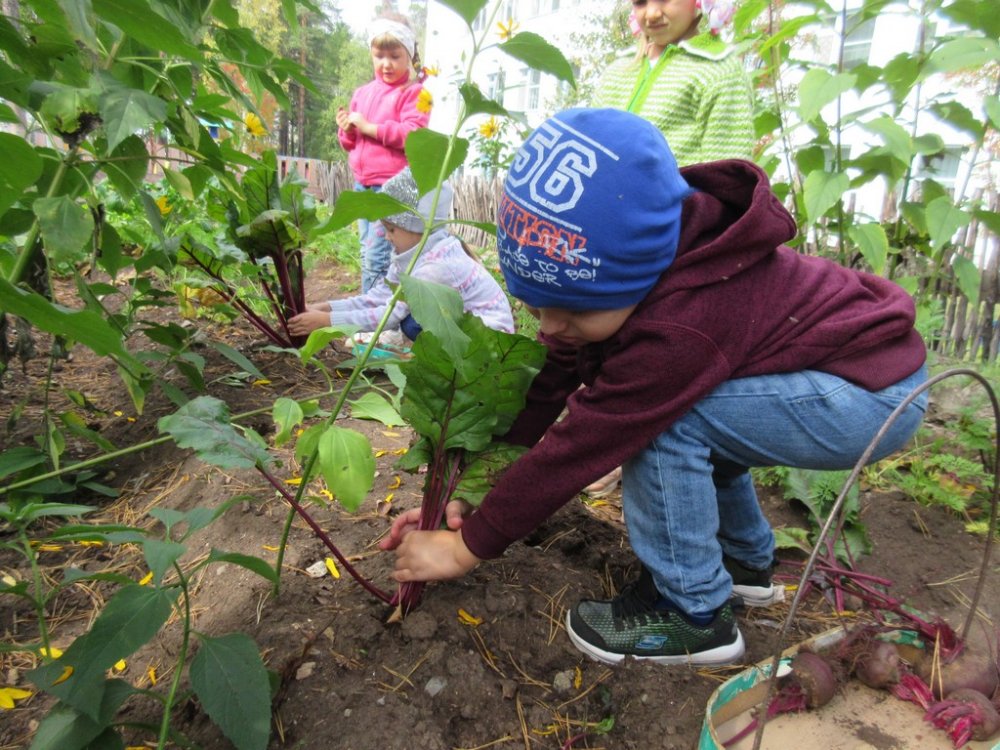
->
[381, 167, 453, 234]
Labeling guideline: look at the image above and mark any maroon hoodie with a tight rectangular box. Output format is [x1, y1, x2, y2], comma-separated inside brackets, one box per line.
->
[460, 160, 926, 560]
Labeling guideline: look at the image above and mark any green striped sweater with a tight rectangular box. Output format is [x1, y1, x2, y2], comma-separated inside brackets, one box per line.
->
[592, 34, 754, 167]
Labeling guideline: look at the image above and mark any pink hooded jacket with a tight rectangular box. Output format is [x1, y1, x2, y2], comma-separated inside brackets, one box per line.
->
[339, 73, 429, 187]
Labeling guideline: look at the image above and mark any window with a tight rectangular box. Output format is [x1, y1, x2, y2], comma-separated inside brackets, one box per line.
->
[841, 14, 876, 69]
[914, 149, 963, 195]
[524, 68, 541, 111]
[486, 70, 507, 105]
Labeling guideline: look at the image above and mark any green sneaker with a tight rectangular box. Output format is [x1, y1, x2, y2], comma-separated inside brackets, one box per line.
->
[566, 568, 746, 666]
[723, 554, 785, 607]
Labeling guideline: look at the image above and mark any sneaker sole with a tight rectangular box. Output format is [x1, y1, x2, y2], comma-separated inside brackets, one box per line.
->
[565, 612, 746, 666]
[732, 583, 785, 607]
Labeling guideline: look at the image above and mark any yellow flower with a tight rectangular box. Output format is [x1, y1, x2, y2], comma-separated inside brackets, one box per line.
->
[479, 116, 500, 139]
[421, 65, 439, 77]
[0, 687, 33, 710]
[155, 195, 171, 216]
[457, 608, 483, 626]
[244, 112, 266, 137]
[497, 19, 519, 40]
[416, 88, 433, 114]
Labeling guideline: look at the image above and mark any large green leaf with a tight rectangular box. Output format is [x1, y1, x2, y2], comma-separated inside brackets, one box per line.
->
[272, 397, 304, 447]
[315, 425, 375, 512]
[405, 129, 469, 196]
[927, 37, 1000, 76]
[348, 392, 404, 426]
[0, 279, 137, 363]
[28, 680, 134, 750]
[100, 135, 148, 200]
[499, 32, 575, 86]
[190, 633, 271, 750]
[926, 195, 970, 251]
[157, 396, 272, 469]
[321, 190, 408, 232]
[400, 314, 545, 454]
[33, 195, 94, 263]
[951, 254, 980, 308]
[91, 0, 202, 60]
[204, 550, 278, 584]
[98, 87, 167, 155]
[451, 442, 529, 507]
[458, 83, 508, 117]
[801, 169, 849, 223]
[400, 275, 469, 362]
[0, 132, 42, 215]
[861, 115, 913, 166]
[848, 222, 889, 276]
[29, 586, 176, 719]
[435, 0, 490, 26]
[796, 69, 857, 122]
[142, 539, 185, 586]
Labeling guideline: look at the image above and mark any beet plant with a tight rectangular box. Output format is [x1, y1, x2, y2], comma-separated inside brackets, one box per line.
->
[178, 151, 331, 349]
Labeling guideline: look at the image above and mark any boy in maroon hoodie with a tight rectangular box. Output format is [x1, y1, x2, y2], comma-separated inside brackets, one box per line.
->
[381, 108, 927, 666]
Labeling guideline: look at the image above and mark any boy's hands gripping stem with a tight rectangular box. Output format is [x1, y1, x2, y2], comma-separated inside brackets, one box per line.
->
[380, 500, 480, 582]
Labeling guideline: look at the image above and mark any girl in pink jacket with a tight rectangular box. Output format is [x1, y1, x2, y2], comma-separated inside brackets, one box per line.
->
[337, 17, 430, 292]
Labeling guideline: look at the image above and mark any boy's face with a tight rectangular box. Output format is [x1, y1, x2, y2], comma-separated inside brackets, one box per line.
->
[370, 44, 410, 84]
[383, 221, 421, 252]
[631, 0, 700, 51]
[526, 305, 637, 347]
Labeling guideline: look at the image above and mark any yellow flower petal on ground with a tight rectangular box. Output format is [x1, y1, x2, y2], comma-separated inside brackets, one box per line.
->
[324, 558, 340, 579]
[0, 687, 33, 709]
[138, 571, 153, 586]
[284, 477, 302, 486]
[382, 431, 401, 437]
[416, 88, 433, 114]
[388, 475, 401, 490]
[392, 448, 408, 455]
[114, 410, 124, 417]
[2, 572, 17, 587]
[375, 450, 387, 457]
[113, 659, 127, 672]
[36, 544, 62, 552]
[252, 378, 271, 387]
[383, 493, 394, 505]
[320, 489, 334, 501]
[147, 666, 157, 685]
[244, 112, 267, 137]
[457, 609, 482, 626]
[39, 646, 63, 660]
[574, 666, 582, 689]
[263, 544, 280, 552]
[77, 540, 104, 548]
[53, 666, 73, 685]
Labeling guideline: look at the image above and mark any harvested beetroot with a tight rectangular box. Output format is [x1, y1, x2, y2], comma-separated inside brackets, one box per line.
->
[926, 688, 1000, 745]
[845, 635, 903, 689]
[788, 650, 840, 709]
[917, 644, 1000, 700]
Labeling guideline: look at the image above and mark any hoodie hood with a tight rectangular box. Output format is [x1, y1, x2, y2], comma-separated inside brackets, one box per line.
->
[658, 159, 798, 292]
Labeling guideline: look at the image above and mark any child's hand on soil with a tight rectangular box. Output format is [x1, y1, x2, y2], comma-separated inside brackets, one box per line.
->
[287, 311, 331, 337]
[387, 528, 481, 582]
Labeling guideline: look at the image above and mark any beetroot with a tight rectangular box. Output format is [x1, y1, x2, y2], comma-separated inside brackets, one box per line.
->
[788, 650, 840, 709]
[926, 688, 1000, 745]
[917, 644, 1000, 700]
[853, 639, 903, 689]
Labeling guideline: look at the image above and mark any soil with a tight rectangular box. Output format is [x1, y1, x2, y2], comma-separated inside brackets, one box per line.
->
[1, 263, 998, 750]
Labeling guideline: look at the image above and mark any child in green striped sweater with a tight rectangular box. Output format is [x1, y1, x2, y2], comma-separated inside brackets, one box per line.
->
[592, 0, 754, 167]
[584, 0, 756, 498]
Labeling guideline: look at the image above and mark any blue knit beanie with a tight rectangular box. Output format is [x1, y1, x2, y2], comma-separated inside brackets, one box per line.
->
[497, 108, 691, 310]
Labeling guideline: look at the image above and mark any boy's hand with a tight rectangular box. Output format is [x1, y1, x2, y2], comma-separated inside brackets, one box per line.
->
[379, 500, 470, 550]
[287, 311, 330, 337]
[388, 528, 481, 582]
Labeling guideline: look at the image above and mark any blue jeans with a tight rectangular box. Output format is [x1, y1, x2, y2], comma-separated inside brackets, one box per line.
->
[356, 182, 393, 293]
[621, 366, 928, 616]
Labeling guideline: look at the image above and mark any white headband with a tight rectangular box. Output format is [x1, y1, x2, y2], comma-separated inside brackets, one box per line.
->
[368, 19, 416, 59]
